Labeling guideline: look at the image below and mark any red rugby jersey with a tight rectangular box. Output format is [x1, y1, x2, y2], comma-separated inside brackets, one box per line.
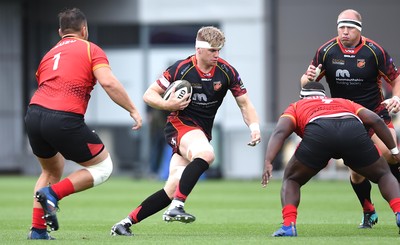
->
[281, 96, 365, 137]
[30, 37, 109, 115]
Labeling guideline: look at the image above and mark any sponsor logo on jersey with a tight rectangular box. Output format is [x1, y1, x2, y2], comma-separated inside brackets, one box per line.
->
[323, 41, 335, 52]
[191, 83, 202, 89]
[213, 81, 222, 91]
[357, 59, 365, 68]
[332, 59, 345, 65]
[344, 49, 355, 53]
[192, 93, 207, 102]
[180, 64, 191, 75]
[336, 69, 350, 78]
[368, 42, 377, 50]
[170, 137, 176, 146]
[335, 69, 362, 85]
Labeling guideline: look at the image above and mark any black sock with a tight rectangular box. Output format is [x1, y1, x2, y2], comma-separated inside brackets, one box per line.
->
[389, 163, 400, 182]
[350, 177, 373, 209]
[176, 158, 209, 200]
[133, 189, 171, 222]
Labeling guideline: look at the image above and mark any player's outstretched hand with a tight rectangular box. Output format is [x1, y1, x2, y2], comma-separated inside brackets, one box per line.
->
[261, 161, 273, 188]
[305, 64, 322, 82]
[382, 95, 400, 114]
[130, 111, 142, 130]
[248, 127, 261, 147]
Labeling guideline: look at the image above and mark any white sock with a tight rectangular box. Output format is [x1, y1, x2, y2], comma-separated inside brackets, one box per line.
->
[121, 217, 133, 226]
[168, 199, 184, 210]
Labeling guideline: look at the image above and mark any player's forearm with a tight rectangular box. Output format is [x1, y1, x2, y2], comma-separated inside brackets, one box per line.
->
[143, 88, 168, 111]
[300, 74, 309, 88]
[104, 84, 138, 114]
[372, 119, 397, 151]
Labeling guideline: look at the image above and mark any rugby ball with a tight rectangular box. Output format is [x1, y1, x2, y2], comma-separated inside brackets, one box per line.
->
[163, 80, 192, 100]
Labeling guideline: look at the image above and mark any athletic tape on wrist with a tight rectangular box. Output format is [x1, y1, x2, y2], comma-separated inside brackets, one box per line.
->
[249, 123, 260, 133]
[390, 147, 399, 155]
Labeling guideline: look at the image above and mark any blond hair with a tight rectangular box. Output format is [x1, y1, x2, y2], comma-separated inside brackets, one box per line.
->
[196, 26, 225, 49]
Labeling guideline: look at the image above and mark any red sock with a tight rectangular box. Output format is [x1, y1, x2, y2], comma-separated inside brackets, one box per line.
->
[282, 204, 297, 226]
[51, 178, 75, 200]
[174, 185, 187, 201]
[32, 208, 46, 229]
[389, 198, 400, 213]
[362, 199, 375, 213]
[129, 206, 141, 223]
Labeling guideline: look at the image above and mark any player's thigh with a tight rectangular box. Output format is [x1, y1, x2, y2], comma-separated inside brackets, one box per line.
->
[351, 157, 390, 183]
[180, 129, 214, 163]
[283, 155, 320, 186]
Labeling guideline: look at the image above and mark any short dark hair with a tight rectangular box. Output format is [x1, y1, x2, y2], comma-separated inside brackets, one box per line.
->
[300, 82, 326, 98]
[303, 81, 325, 91]
[58, 8, 87, 34]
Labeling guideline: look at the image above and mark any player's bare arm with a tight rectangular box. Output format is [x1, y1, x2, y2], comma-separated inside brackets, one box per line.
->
[94, 66, 142, 130]
[300, 64, 322, 87]
[358, 108, 398, 151]
[382, 76, 400, 114]
[234, 94, 261, 146]
[262, 117, 294, 187]
[143, 82, 190, 111]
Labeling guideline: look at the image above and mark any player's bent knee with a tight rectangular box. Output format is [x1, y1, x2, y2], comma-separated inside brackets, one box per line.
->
[86, 154, 113, 186]
[187, 141, 215, 163]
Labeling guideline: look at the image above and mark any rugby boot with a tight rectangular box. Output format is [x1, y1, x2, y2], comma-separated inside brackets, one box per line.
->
[27, 227, 55, 240]
[110, 218, 133, 236]
[358, 211, 378, 229]
[162, 206, 196, 223]
[272, 222, 297, 237]
[35, 186, 59, 231]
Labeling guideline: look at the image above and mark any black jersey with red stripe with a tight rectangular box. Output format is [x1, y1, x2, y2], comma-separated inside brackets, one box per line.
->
[157, 55, 247, 139]
[311, 36, 400, 111]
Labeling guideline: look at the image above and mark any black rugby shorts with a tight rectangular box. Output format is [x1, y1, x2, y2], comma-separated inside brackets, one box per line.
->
[25, 105, 104, 162]
[295, 118, 380, 170]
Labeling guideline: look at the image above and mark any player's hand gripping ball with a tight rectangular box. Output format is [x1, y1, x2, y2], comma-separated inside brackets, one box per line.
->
[163, 80, 192, 100]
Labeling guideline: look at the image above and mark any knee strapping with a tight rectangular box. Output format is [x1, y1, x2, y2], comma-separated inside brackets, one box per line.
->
[86, 154, 113, 186]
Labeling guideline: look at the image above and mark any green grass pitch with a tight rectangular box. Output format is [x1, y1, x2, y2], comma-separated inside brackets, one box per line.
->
[1, 176, 399, 244]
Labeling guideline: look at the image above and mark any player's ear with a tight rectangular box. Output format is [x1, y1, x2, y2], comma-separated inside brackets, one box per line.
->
[81, 25, 89, 39]
[58, 28, 63, 38]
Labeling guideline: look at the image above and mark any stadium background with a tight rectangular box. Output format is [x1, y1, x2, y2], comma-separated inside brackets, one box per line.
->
[0, 0, 399, 180]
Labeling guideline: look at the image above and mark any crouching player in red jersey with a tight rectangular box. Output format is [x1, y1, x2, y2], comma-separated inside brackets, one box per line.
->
[262, 82, 400, 237]
[25, 8, 142, 239]
[110, 26, 261, 236]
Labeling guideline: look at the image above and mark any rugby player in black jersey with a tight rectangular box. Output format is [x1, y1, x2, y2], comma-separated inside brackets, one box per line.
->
[110, 26, 261, 236]
[301, 9, 400, 229]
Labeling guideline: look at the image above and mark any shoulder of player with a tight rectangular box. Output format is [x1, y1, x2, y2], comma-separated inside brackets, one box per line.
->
[216, 57, 238, 75]
[169, 56, 193, 71]
[166, 56, 195, 80]
[316, 37, 339, 54]
[362, 36, 386, 54]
